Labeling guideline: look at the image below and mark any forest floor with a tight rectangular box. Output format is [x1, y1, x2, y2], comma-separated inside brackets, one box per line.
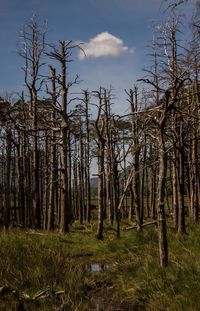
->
[0, 220, 200, 310]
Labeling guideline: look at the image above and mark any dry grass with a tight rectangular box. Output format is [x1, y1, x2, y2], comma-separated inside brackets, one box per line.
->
[0, 221, 200, 310]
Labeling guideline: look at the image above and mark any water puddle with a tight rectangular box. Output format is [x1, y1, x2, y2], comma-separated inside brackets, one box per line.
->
[90, 263, 110, 272]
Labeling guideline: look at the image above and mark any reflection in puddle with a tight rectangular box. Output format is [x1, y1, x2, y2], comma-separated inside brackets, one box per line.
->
[90, 263, 109, 272]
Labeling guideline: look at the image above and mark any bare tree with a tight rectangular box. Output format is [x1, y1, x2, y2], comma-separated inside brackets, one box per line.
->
[18, 14, 47, 228]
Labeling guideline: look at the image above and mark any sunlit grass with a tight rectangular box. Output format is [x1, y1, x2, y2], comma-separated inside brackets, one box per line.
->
[0, 221, 200, 310]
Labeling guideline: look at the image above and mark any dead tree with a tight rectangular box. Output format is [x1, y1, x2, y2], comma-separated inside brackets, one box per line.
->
[46, 40, 80, 232]
[126, 87, 143, 231]
[93, 89, 106, 240]
[18, 14, 47, 228]
[84, 91, 91, 223]
[46, 66, 58, 231]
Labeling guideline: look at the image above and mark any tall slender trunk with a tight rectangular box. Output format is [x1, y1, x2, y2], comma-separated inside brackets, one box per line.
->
[17, 134, 25, 226]
[3, 130, 12, 229]
[157, 129, 168, 267]
[97, 141, 104, 240]
[172, 150, 178, 228]
[47, 67, 57, 231]
[84, 91, 91, 223]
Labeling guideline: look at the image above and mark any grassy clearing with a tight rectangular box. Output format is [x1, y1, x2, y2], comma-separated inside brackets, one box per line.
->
[0, 221, 200, 310]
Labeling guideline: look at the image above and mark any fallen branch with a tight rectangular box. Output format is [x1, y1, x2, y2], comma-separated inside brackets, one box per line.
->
[126, 221, 157, 230]
[0, 285, 64, 302]
[26, 230, 48, 236]
[55, 290, 65, 297]
[33, 288, 52, 300]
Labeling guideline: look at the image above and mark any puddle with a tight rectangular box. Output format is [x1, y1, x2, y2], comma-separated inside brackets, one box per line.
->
[90, 263, 110, 272]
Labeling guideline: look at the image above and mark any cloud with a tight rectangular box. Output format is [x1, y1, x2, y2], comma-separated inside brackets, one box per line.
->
[78, 32, 132, 60]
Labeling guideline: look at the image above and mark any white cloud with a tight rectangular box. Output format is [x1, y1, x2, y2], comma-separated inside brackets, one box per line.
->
[78, 32, 131, 60]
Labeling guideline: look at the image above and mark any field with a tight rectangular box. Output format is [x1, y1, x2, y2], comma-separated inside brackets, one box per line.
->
[0, 221, 200, 310]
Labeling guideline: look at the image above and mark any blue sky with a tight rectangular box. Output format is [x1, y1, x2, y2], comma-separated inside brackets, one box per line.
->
[0, 0, 196, 113]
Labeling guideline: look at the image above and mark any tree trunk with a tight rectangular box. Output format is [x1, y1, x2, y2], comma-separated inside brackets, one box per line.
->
[3, 130, 12, 229]
[97, 141, 104, 240]
[157, 129, 168, 267]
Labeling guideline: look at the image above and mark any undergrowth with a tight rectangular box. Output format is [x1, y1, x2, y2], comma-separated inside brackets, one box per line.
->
[0, 222, 200, 310]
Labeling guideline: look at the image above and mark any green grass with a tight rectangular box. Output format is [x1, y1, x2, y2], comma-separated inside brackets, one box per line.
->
[1, 222, 200, 310]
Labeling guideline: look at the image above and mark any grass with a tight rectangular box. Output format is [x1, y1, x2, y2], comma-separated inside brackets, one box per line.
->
[1, 221, 200, 310]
